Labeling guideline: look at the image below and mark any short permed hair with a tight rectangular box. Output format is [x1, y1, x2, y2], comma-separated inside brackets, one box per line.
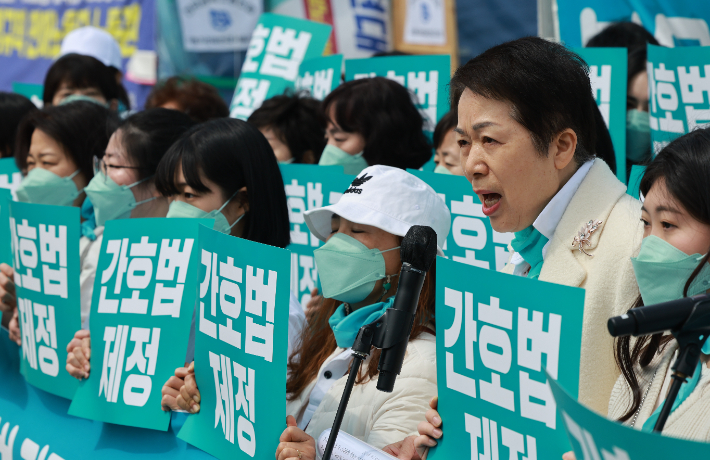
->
[145, 77, 229, 123]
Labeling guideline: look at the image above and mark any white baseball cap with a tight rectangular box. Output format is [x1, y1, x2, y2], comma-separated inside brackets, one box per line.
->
[304, 165, 451, 254]
[60, 27, 123, 70]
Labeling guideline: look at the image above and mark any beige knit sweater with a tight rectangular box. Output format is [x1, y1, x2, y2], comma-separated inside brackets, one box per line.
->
[608, 342, 710, 442]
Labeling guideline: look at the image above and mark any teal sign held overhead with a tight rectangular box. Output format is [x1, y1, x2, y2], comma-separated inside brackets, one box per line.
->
[9, 201, 81, 399]
[230, 13, 332, 120]
[178, 225, 291, 460]
[430, 257, 585, 460]
[296, 54, 343, 100]
[69, 218, 204, 431]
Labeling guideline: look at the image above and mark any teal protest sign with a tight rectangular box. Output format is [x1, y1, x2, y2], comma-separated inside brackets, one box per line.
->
[69, 218, 204, 430]
[574, 47, 628, 182]
[230, 13, 332, 119]
[345, 54, 450, 132]
[648, 44, 710, 153]
[407, 170, 512, 272]
[0, 157, 22, 200]
[295, 54, 343, 100]
[0, 189, 11, 265]
[177, 225, 291, 460]
[549, 376, 710, 458]
[9, 201, 80, 399]
[0, 328, 220, 460]
[280, 163, 354, 306]
[429, 257, 585, 460]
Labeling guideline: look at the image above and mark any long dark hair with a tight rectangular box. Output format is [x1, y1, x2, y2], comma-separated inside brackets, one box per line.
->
[155, 118, 291, 249]
[614, 127, 710, 421]
[15, 101, 119, 179]
[323, 77, 432, 170]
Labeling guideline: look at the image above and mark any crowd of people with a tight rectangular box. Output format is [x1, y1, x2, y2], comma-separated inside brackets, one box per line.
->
[0, 21, 709, 460]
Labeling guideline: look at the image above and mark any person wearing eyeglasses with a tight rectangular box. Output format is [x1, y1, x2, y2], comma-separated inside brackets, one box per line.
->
[60, 108, 195, 379]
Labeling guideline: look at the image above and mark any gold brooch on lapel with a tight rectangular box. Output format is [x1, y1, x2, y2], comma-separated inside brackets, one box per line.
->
[572, 220, 603, 256]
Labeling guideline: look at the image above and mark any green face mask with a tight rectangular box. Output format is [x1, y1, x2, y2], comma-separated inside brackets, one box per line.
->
[434, 164, 453, 175]
[318, 144, 369, 175]
[626, 109, 651, 163]
[84, 172, 157, 227]
[16, 168, 82, 206]
[314, 233, 399, 304]
[166, 192, 244, 234]
[631, 235, 710, 306]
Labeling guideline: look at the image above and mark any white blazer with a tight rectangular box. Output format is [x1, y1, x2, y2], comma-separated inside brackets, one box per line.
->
[504, 160, 643, 415]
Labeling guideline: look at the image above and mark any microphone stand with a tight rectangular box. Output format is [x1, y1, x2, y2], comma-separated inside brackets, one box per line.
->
[321, 306, 416, 460]
[653, 298, 710, 432]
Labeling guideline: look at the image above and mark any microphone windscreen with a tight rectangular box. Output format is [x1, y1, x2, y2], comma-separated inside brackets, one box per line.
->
[400, 225, 438, 272]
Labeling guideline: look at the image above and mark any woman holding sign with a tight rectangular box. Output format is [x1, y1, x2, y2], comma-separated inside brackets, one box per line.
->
[153, 118, 306, 412]
[62, 108, 195, 376]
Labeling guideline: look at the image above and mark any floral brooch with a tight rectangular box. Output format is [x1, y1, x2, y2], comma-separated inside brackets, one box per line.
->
[572, 220, 603, 256]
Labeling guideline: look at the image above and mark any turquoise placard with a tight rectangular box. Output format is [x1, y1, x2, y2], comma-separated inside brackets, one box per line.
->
[627, 165, 645, 200]
[407, 170, 512, 272]
[68, 218, 205, 431]
[9, 201, 81, 399]
[574, 47, 628, 182]
[230, 13, 332, 120]
[0, 189, 11, 266]
[12, 82, 43, 108]
[279, 163, 354, 306]
[549, 375, 710, 458]
[344, 54, 450, 133]
[177, 225, 291, 460]
[0, 157, 22, 200]
[296, 54, 343, 100]
[429, 257, 585, 460]
[648, 44, 710, 154]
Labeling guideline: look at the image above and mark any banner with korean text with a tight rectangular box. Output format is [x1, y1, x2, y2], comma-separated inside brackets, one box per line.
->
[9, 201, 80, 399]
[295, 54, 343, 100]
[345, 54, 450, 132]
[280, 163, 354, 307]
[549, 376, 710, 459]
[647, 44, 710, 154]
[0, 189, 11, 266]
[0, 158, 22, 200]
[230, 13, 332, 120]
[68, 218, 204, 430]
[429, 258, 585, 460]
[408, 170, 512, 272]
[177, 225, 291, 460]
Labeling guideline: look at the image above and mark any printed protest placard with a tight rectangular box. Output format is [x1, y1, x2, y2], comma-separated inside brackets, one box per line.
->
[280, 164, 354, 306]
[429, 258, 585, 460]
[345, 54, 450, 132]
[0, 189, 11, 266]
[9, 201, 80, 399]
[177, 225, 291, 460]
[68, 218, 203, 430]
[0, 158, 22, 200]
[295, 54, 343, 100]
[230, 13, 332, 120]
[648, 44, 710, 154]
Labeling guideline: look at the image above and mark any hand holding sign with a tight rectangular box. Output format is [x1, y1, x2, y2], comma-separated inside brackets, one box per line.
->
[161, 365, 190, 411]
[276, 415, 317, 460]
[0, 262, 16, 314]
[66, 329, 91, 379]
[177, 361, 201, 414]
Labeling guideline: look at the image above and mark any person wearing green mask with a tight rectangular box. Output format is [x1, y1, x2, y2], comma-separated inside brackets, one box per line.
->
[3, 101, 117, 346]
[625, 47, 652, 171]
[318, 77, 433, 175]
[152, 118, 305, 412]
[432, 111, 464, 175]
[61, 109, 195, 378]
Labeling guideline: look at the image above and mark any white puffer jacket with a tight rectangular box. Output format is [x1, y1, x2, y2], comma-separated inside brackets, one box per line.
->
[286, 333, 437, 449]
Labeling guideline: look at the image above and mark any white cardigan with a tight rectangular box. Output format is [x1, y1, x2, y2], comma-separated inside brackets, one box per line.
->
[79, 226, 104, 326]
[286, 333, 437, 449]
[503, 160, 643, 415]
[608, 342, 710, 442]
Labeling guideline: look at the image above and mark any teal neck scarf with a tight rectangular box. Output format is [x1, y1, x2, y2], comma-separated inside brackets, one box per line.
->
[510, 226, 549, 280]
[329, 297, 394, 348]
[642, 360, 703, 432]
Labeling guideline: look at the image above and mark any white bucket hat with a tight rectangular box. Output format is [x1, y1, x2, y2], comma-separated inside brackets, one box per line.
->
[60, 27, 123, 70]
[304, 165, 451, 254]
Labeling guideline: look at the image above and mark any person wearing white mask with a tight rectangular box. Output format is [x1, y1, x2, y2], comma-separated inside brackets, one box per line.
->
[152, 118, 306, 412]
[3, 101, 117, 345]
[318, 78, 433, 175]
[60, 108, 195, 378]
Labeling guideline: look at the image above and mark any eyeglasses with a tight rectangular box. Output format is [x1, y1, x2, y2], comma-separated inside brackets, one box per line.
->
[93, 156, 145, 179]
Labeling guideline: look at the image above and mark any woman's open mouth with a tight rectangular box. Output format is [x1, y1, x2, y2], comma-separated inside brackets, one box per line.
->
[481, 192, 502, 216]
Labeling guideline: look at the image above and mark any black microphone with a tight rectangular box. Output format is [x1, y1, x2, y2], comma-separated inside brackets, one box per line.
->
[375, 225, 438, 392]
[608, 293, 710, 337]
